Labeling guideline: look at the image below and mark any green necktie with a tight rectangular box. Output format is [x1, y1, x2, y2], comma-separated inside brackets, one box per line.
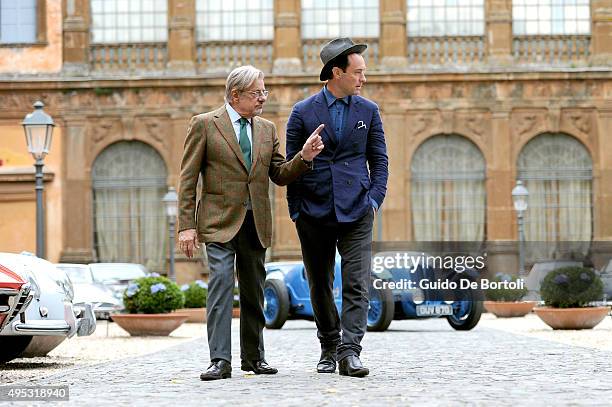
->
[239, 117, 252, 172]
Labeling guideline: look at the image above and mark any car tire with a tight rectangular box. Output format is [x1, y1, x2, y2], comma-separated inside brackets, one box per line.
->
[264, 279, 290, 329]
[0, 336, 33, 363]
[446, 274, 484, 331]
[367, 278, 394, 332]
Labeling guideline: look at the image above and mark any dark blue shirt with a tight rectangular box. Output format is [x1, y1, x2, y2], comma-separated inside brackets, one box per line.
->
[321, 86, 378, 212]
[323, 86, 350, 142]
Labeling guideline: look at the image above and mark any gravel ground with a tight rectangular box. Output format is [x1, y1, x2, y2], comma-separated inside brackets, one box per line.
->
[1, 310, 610, 386]
[0, 321, 205, 384]
[479, 311, 612, 351]
[11, 314, 612, 407]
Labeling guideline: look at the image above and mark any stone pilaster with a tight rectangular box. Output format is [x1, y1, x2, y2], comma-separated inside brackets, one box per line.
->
[167, 0, 196, 73]
[590, 0, 612, 65]
[485, 0, 513, 66]
[380, 0, 408, 70]
[62, 0, 90, 75]
[272, 0, 302, 74]
[59, 118, 95, 263]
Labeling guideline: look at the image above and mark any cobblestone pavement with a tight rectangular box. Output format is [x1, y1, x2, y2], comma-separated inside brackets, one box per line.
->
[9, 317, 612, 407]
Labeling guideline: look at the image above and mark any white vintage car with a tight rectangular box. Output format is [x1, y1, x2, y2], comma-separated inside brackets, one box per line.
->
[55, 263, 123, 319]
[0, 252, 96, 363]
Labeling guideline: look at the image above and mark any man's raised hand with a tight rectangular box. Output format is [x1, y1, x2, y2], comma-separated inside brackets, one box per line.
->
[301, 124, 325, 162]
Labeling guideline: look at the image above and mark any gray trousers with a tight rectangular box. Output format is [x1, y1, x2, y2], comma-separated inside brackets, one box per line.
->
[205, 211, 267, 363]
[296, 209, 374, 361]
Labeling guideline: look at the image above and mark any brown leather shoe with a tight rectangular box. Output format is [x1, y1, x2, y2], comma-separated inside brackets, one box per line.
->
[240, 359, 278, 374]
[200, 359, 232, 381]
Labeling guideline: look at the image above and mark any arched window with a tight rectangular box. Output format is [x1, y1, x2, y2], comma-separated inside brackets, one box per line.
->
[517, 133, 593, 259]
[92, 141, 168, 272]
[411, 134, 486, 241]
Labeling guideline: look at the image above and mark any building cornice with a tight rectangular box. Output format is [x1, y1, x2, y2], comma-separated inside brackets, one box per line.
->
[1, 69, 612, 91]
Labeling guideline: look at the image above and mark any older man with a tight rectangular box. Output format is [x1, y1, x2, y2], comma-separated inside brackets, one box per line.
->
[178, 65, 324, 381]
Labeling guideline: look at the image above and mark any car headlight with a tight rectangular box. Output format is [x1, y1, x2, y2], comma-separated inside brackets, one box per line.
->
[410, 288, 425, 304]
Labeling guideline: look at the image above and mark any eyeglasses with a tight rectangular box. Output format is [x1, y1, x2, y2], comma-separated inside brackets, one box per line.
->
[243, 90, 269, 98]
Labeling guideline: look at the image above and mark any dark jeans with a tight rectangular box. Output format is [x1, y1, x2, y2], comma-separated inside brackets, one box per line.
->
[296, 209, 374, 360]
[205, 210, 266, 363]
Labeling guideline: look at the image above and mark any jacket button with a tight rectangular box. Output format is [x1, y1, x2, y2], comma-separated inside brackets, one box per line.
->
[243, 201, 248, 207]
[344, 162, 349, 166]
[347, 180, 352, 185]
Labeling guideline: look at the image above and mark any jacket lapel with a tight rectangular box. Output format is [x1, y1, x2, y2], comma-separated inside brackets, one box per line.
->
[337, 97, 362, 151]
[313, 90, 338, 146]
[249, 117, 263, 179]
[213, 106, 249, 172]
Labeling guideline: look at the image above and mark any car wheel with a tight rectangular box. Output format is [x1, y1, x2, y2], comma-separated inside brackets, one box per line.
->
[446, 274, 484, 331]
[264, 279, 289, 329]
[367, 278, 394, 332]
[0, 336, 33, 363]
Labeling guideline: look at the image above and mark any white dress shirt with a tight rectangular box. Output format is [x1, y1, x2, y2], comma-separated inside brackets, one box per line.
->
[226, 103, 253, 147]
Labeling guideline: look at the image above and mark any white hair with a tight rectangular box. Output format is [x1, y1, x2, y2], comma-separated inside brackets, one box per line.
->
[225, 65, 264, 103]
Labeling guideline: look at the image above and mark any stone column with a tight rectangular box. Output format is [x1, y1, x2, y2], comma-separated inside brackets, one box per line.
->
[486, 111, 519, 276]
[62, 0, 90, 75]
[591, 0, 612, 65]
[485, 0, 513, 66]
[378, 103, 408, 241]
[594, 109, 612, 240]
[591, 108, 612, 270]
[271, 106, 302, 260]
[380, 0, 408, 70]
[59, 118, 95, 263]
[167, 0, 196, 73]
[272, 0, 302, 74]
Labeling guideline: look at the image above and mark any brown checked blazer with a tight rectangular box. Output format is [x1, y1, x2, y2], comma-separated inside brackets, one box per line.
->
[178, 105, 309, 248]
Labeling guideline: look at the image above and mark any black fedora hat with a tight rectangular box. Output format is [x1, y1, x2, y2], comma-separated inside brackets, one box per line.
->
[319, 37, 367, 81]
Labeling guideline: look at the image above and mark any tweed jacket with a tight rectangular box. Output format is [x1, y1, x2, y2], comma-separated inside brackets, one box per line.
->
[178, 105, 309, 248]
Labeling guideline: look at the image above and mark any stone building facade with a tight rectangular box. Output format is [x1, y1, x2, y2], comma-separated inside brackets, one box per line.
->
[1, 0, 611, 282]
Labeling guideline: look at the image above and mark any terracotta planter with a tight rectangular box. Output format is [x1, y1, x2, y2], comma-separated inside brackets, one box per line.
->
[111, 313, 189, 336]
[534, 306, 610, 330]
[176, 308, 207, 323]
[232, 308, 240, 318]
[484, 301, 537, 318]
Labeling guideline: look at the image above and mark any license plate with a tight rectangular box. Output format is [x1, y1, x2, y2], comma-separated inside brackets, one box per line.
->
[416, 304, 453, 316]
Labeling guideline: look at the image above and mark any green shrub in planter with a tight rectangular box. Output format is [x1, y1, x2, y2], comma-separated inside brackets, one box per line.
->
[486, 273, 528, 302]
[181, 280, 208, 309]
[540, 267, 603, 308]
[123, 276, 185, 314]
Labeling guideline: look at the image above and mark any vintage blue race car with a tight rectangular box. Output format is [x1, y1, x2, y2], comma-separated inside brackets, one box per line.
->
[264, 253, 484, 332]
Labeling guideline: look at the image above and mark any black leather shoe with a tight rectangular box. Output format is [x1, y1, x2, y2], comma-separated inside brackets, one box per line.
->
[200, 359, 232, 381]
[338, 355, 369, 377]
[241, 359, 278, 374]
[317, 350, 337, 373]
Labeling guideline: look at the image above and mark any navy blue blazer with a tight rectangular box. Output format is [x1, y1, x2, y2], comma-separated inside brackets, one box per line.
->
[286, 89, 388, 222]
